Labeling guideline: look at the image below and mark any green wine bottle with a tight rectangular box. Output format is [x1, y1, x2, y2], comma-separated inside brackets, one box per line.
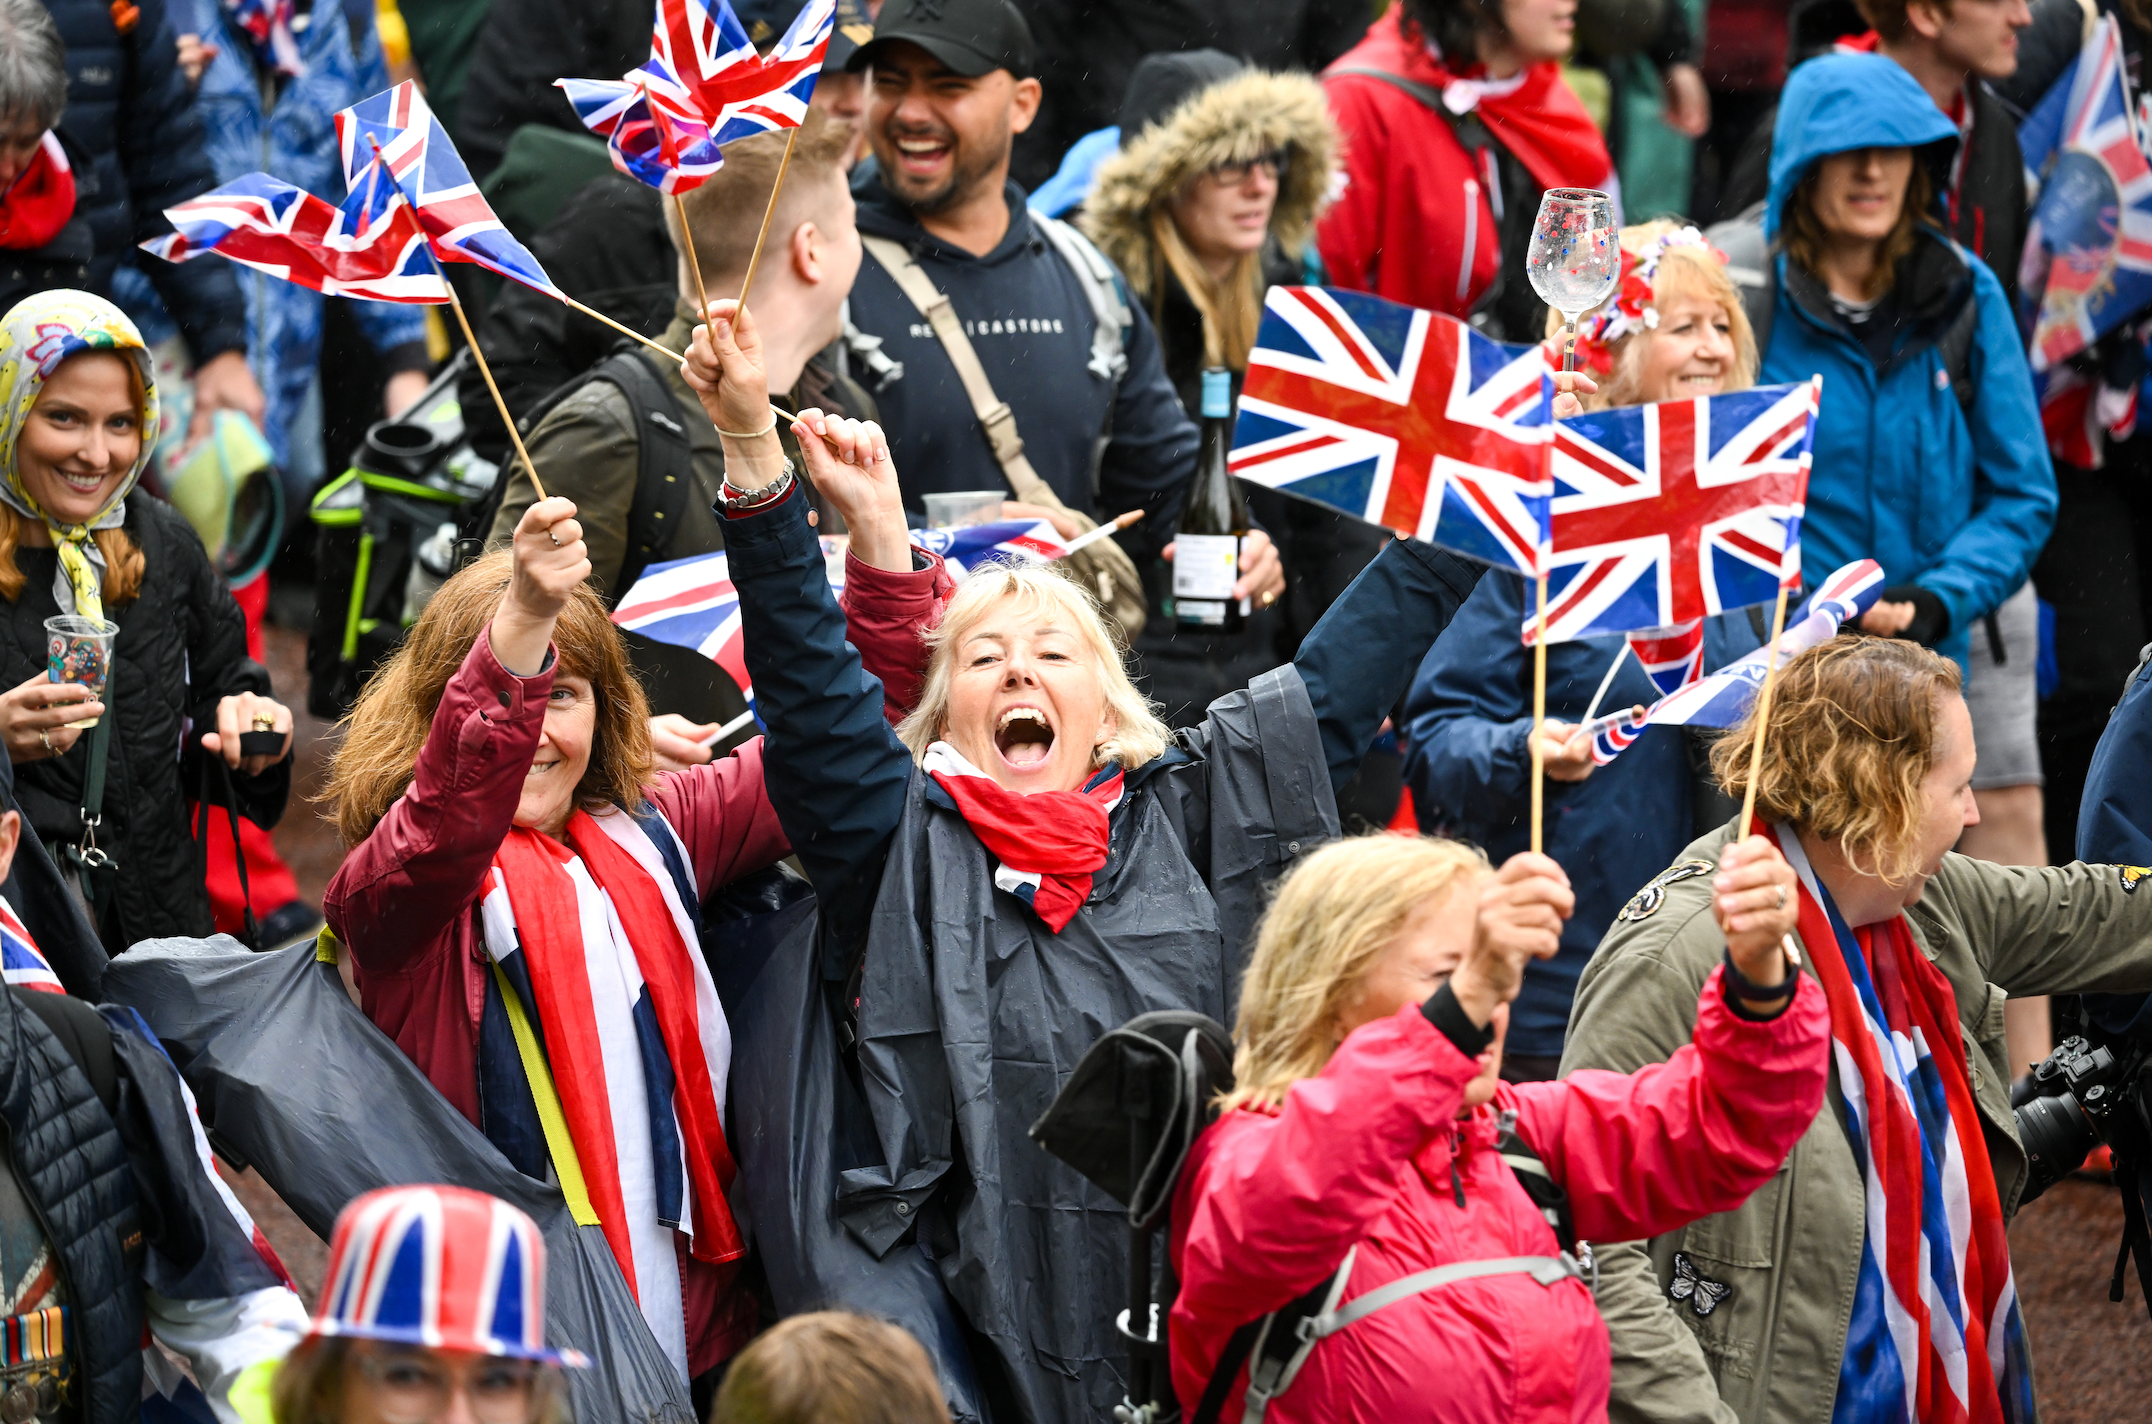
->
[1173, 368, 1250, 631]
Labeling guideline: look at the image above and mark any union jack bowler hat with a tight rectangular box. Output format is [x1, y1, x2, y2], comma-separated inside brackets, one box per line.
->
[312, 1185, 589, 1366]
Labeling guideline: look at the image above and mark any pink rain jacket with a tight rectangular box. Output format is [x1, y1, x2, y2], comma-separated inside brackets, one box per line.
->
[1170, 968, 1829, 1423]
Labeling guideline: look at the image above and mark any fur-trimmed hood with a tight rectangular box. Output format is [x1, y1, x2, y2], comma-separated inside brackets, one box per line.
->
[1081, 69, 1339, 304]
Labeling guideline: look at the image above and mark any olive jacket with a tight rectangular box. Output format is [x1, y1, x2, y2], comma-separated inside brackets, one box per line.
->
[1559, 817, 2152, 1424]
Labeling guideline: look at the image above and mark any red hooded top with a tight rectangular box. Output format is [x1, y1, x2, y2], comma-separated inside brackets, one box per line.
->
[1317, 8, 1614, 319]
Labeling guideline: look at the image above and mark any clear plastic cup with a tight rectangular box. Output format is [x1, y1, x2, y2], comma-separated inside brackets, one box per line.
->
[921, 490, 1006, 528]
[44, 615, 117, 730]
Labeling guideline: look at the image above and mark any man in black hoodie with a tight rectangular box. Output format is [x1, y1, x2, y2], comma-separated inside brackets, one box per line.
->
[842, 0, 1219, 577]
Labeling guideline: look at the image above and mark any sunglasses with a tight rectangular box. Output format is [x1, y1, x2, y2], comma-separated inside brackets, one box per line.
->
[1205, 148, 1291, 187]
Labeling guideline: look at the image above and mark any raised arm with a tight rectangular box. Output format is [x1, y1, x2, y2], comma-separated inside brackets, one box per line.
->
[1294, 535, 1486, 794]
[680, 309, 914, 943]
[325, 499, 589, 972]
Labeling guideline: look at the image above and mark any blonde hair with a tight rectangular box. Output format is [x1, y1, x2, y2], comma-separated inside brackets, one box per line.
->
[1223, 835, 1489, 1112]
[666, 110, 852, 291]
[322, 548, 656, 846]
[1711, 636, 1964, 885]
[895, 563, 1172, 770]
[267, 1337, 569, 1424]
[711, 1312, 951, 1424]
[1152, 207, 1264, 371]
[1547, 219, 1760, 410]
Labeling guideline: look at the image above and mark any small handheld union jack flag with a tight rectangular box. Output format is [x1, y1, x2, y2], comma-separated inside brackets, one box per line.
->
[1526, 377, 1819, 646]
[1229, 286, 1552, 578]
[333, 83, 560, 297]
[140, 169, 449, 305]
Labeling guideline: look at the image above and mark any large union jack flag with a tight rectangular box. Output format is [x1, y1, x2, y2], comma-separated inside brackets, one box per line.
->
[556, 72, 729, 195]
[1229, 286, 1551, 577]
[1527, 378, 1819, 646]
[140, 169, 449, 305]
[334, 83, 559, 297]
[2023, 16, 2152, 374]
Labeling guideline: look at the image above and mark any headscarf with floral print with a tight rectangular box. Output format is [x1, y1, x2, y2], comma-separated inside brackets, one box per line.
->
[0, 290, 158, 623]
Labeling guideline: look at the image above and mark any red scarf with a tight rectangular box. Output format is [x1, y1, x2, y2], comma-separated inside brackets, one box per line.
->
[1412, 39, 1612, 197]
[922, 742, 1125, 932]
[492, 814, 743, 1272]
[0, 134, 76, 252]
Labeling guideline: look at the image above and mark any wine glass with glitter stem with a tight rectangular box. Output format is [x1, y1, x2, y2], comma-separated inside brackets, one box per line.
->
[1527, 188, 1620, 374]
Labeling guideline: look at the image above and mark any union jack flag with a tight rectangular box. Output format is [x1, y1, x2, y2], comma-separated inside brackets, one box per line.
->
[1628, 621, 1705, 699]
[2022, 16, 2152, 374]
[140, 169, 449, 305]
[912, 519, 1066, 578]
[0, 901, 60, 994]
[664, 0, 835, 140]
[333, 83, 560, 297]
[1527, 378, 1819, 646]
[556, 72, 727, 194]
[1229, 286, 1551, 577]
[612, 551, 752, 703]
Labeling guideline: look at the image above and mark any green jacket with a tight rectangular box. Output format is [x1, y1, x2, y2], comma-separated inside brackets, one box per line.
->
[486, 309, 876, 601]
[1560, 817, 2152, 1424]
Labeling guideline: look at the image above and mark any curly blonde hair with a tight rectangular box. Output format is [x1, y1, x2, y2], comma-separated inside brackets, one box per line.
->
[322, 548, 656, 846]
[1546, 219, 1759, 410]
[1222, 835, 1488, 1113]
[895, 562, 1172, 771]
[1710, 636, 1964, 885]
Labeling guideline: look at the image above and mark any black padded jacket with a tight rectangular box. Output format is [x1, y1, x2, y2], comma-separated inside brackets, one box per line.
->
[0, 498, 288, 953]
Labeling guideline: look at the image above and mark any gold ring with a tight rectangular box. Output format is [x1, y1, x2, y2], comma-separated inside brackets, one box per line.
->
[37, 730, 50, 755]
[251, 713, 276, 732]
[1260, 589, 1278, 608]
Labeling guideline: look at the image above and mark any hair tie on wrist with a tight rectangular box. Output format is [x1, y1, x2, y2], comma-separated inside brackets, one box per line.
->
[715, 415, 778, 441]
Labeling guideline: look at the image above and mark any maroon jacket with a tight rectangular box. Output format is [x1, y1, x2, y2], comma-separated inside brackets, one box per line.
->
[323, 546, 949, 1126]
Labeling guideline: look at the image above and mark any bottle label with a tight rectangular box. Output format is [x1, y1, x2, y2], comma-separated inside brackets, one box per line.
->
[1173, 534, 1241, 602]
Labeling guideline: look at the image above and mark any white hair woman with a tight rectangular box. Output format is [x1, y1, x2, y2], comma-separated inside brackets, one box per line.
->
[1170, 832, 1823, 1423]
[680, 294, 1494, 1423]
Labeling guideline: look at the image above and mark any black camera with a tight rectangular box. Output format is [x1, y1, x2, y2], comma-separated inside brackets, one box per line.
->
[2013, 1035, 2149, 1205]
[2012, 1023, 2152, 1316]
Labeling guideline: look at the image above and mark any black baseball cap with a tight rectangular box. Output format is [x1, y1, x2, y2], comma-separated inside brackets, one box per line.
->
[846, 0, 1036, 78]
[733, 0, 875, 69]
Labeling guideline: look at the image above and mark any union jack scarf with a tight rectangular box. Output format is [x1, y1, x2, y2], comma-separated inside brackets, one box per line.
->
[1772, 828, 2034, 1424]
[222, 0, 306, 78]
[481, 807, 739, 1382]
[0, 900, 60, 994]
[922, 742, 1124, 932]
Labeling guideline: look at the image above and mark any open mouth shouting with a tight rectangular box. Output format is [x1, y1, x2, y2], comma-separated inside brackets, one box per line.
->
[995, 705, 1055, 771]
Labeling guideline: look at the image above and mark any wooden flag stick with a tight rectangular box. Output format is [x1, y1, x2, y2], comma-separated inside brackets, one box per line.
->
[441, 280, 546, 503]
[677, 192, 713, 327]
[370, 132, 548, 504]
[1530, 571, 1550, 854]
[736, 126, 800, 311]
[559, 295, 683, 359]
[1736, 581, 1795, 836]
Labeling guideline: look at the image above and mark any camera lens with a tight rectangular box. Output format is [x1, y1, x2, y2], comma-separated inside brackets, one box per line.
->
[2015, 1091, 2097, 1206]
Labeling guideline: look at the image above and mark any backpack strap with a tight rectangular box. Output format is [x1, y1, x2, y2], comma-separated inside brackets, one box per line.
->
[605, 351, 698, 598]
[1029, 211, 1132, 384]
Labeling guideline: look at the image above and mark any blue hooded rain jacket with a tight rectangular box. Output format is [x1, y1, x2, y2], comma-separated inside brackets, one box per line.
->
[1761, 54, 2055, 668]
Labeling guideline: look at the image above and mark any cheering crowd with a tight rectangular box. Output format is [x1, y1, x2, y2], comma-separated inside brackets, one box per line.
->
[3, 0, 2152, 1418]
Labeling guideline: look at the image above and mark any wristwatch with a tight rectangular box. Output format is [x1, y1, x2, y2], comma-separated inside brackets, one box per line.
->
[717, 458, 795, 513]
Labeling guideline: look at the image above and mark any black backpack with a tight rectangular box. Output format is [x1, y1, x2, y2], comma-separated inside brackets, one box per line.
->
[465, 342, 698, 602]
[1031, 1013, 1589, 1424]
